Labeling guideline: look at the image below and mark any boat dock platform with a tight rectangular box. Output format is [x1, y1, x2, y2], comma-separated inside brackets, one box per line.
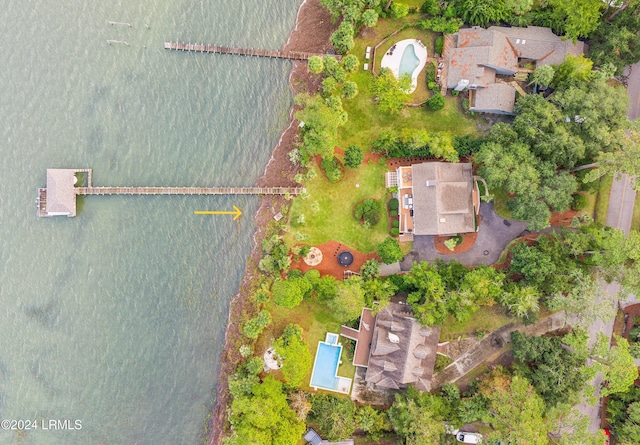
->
[36, 169, 303, 217]
[164, 41, 341, 61]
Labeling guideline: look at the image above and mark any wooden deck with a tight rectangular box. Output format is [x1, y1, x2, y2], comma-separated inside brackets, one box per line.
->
[164, 41, 340, 61]
[36, 168, 303, 217]
[75, 186, 302, 196]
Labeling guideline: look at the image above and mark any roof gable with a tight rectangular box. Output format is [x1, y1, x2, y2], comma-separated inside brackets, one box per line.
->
[364, 303, 441, 392]
[411, 163, 475, 235]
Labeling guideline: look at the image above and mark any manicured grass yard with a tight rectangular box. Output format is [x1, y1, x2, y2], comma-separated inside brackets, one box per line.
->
[338, 18, 478, 150]
[285, 160, 390, 253]
[263, 299, 356, 393]
[581, 190, 597, 220]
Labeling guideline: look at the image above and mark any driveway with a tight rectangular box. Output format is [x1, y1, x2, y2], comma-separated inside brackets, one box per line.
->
[399, 201, 528, 270]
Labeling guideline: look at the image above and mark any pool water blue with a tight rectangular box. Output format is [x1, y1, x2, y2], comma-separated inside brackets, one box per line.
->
[326, 333, 339, 345]
[399, 44, 420, 76]
[310, 343, 341, 389]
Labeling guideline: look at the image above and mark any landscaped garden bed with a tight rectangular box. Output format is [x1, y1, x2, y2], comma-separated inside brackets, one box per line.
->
[353, 197, 382, 227]
[318, 156, 344, 183]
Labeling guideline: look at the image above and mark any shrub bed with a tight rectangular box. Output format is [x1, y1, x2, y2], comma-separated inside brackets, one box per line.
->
[320, 156, 344, 183]
[571, 193, 588, 211]
[435, 35, 444, 55]
[353, 198, 381, 227]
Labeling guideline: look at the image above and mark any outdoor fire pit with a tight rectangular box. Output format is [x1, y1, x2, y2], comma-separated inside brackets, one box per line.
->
[337, 250, 354, 267]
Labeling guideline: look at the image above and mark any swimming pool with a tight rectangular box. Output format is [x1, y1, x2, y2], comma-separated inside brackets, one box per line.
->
[309, 335, 352, 394]
[399, 44, 420, 77]
[325, 332, 339, 345]
[380, 38, 428, 93]
[310, 342, 341, 389]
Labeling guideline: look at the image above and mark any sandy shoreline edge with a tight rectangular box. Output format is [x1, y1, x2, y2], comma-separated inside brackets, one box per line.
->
[206, 2, 337, 444]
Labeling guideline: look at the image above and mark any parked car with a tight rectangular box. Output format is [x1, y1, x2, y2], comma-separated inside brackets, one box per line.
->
[603, 429, 610, 445]
[456, 431, 483, 443]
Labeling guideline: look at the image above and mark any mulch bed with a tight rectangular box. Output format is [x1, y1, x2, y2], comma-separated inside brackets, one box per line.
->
[386, 156, 442, 169]
[434, 231, 478, 255]
[290, 240, 379, 280]
[622, 303, 640, 339]
[549, 208, 581, 227]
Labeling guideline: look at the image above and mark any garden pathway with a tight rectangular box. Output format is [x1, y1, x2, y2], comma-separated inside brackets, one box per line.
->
[399, 201, 527, 269]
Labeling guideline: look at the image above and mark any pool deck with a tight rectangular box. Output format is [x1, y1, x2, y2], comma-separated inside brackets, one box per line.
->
[380, 39, 428, 93]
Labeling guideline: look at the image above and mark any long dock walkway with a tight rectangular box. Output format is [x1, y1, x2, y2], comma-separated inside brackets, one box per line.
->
[37, 169, 303, 217]
[164, 41, 340, 61]
[76, 186, 300, 196]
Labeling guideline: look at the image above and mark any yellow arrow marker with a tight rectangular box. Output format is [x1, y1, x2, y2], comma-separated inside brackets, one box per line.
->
[194, 205, 242, 220]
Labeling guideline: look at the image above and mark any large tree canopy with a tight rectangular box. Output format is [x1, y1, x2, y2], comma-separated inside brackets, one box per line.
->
[479, 369, 549, 445]
[295, 93, 348, 164]
[590, 0, 640, 74]
[511, 330, 591, 406]
[228, 375, 305, 445]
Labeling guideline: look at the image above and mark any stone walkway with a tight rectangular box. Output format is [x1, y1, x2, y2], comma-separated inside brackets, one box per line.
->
[400, 201, 527, 269]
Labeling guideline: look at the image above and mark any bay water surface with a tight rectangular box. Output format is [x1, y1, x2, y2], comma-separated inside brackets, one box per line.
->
[0, 0, 301, 443]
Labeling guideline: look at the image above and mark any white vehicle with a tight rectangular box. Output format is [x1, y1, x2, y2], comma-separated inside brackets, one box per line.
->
[456, 431, 482, 444]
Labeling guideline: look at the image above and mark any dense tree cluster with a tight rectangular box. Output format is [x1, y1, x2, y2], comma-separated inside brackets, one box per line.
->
[371, 68, 412, 114]
[321, 0, 383, 54]
[372, 127, 458, 161]
[273, 324, 312, 386]
[476, 79, 629, 229]
[295, 93, 348, 164]
[590, 0, 640, 75]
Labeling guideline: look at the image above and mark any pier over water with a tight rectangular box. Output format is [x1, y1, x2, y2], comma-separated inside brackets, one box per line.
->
[37, 169, 303, 217]
[164, 41, 341, 61]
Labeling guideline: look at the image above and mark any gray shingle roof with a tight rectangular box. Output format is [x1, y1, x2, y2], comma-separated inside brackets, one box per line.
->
[447, 28, 517, 88]
[488, 26, 586, 66]
[411, 162, 475, 236]
[472, 83, 516, 115]
[364, 303, 440, 392]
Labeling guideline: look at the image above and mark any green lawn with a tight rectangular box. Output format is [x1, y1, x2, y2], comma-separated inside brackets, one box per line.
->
[491, 187, 514, 219]
[439, 306, 515, 341]
[337, 18, 478, 150]
[581, 190, 597, 220]
[263, 299, 356, 394]
[285, 160, 390, 252]
[595, 175, 614, 224]
[632, 192, 640, 232]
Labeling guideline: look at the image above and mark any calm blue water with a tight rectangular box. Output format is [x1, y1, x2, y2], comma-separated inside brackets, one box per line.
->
[399, 43, 420, 77]
[0, 0, 302, 444]
[310, 343, 341, 389]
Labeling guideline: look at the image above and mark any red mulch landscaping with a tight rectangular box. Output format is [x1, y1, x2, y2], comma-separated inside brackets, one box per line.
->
[622, 303, 640, 340]
[334, 146, 383, 164]
[434, 232, 478, 255]
[290, 240, 379, 280]
[386, 156, 443, 169]
[549, 208, 581, 227]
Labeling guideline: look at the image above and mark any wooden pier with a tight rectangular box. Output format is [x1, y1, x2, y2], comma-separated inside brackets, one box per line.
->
[76, 186, 302, 196]
[164, 41, 340, 61]
[37, 169, 303, 217]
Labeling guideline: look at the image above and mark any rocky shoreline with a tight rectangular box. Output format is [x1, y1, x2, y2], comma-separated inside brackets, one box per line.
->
[206, 1, 337, 444]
